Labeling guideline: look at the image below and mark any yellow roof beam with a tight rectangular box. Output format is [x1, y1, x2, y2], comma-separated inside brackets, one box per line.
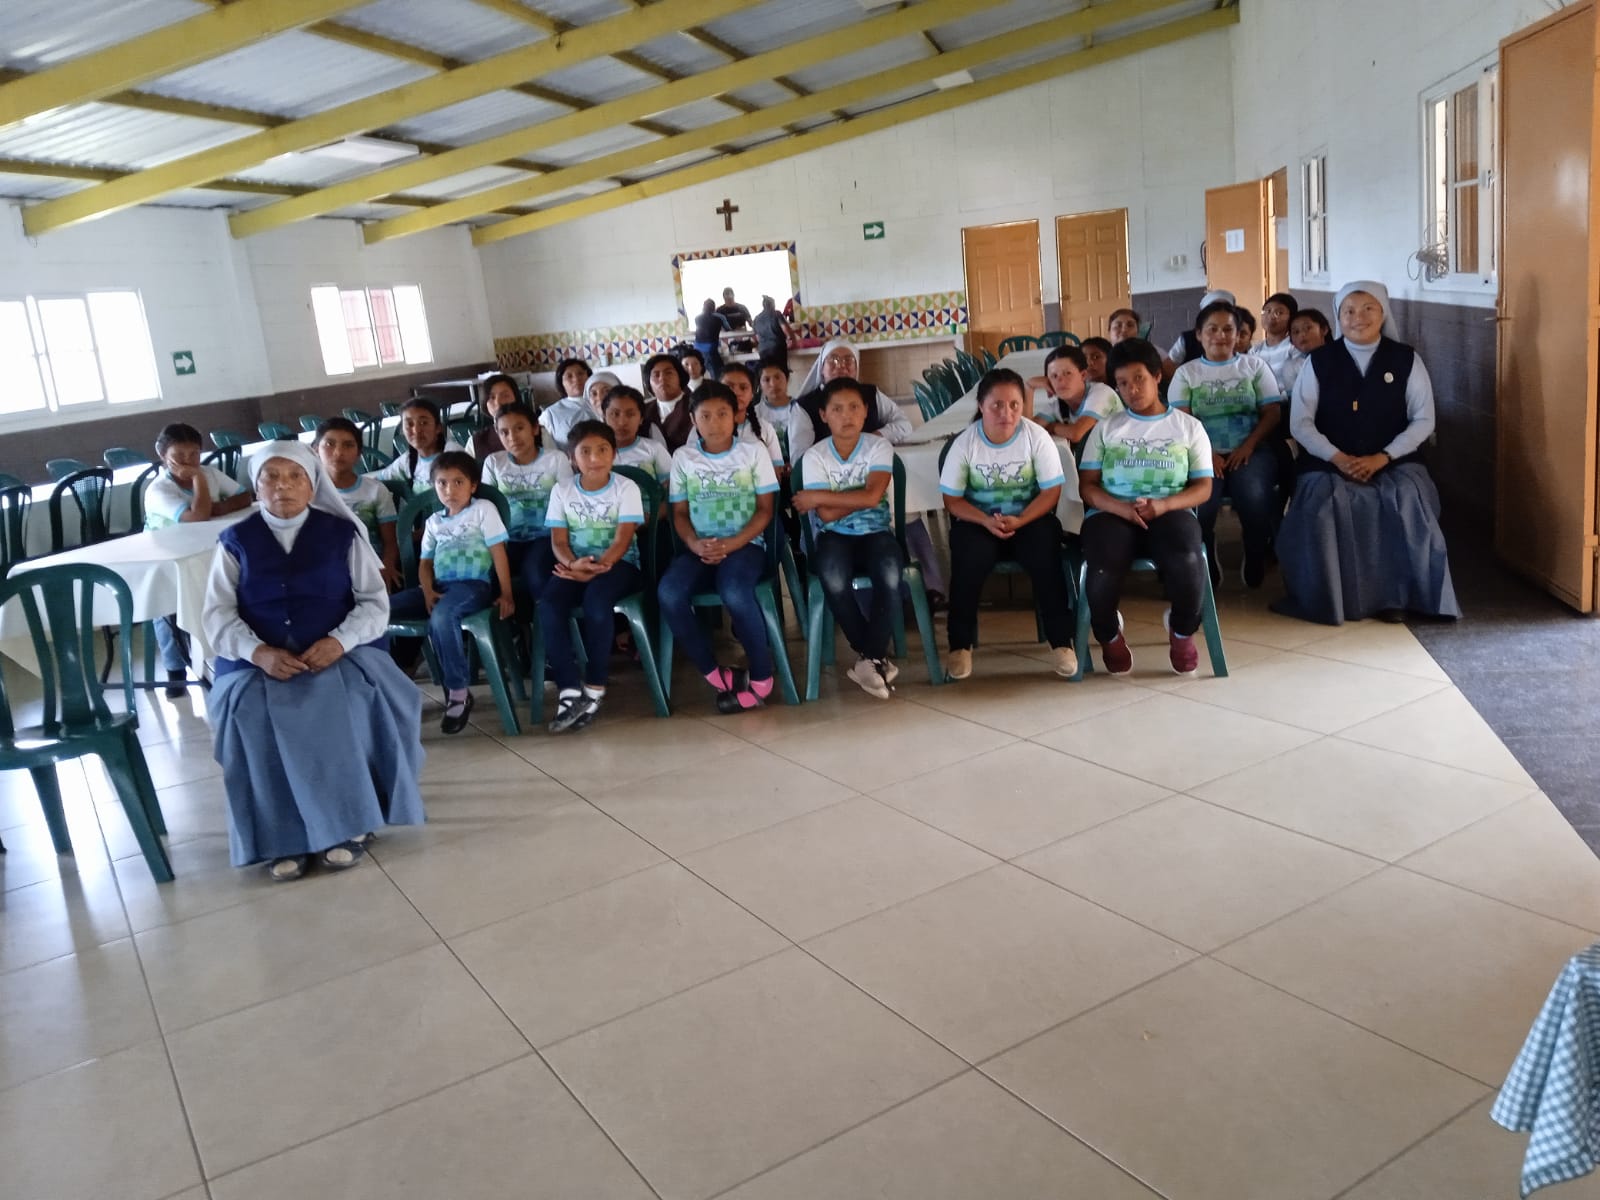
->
[475, 7, 1239, 247]
[226, 0, 1000, 239]
[367, 0, 1189, 243]
[20, 0, 746, 237]
[0, 0, 369, 131]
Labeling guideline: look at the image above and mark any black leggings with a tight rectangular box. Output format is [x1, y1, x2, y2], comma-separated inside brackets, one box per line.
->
[1081, 510, 1205, 641]
[947, 515, 1072, 651]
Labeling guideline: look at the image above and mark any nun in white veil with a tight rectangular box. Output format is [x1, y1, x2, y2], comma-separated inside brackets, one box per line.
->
[204, 441, 425, 880]
[1273, 281, 1461, 625]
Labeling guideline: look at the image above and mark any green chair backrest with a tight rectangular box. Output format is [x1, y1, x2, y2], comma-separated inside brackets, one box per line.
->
[127, 464, 160, 534]
[0, 564, 134, 736]
[342, 408, 376, 424]
[997, 335, 1043, 355]
[358, 448, 392, 473]
[911, 381, 937, 421]
[1040, 331, 1081, 348]
[1138, 320, 1153, 340]
[393, 484, 513, 586]
[299, 415, 323, 433]
[980, 348, 997, 371]
[46, 458, 90, 482]
[613, 465, 664, 584]
[0, 472, 23, 489]
[209, 430, 246, 449]
[102, 447, 153, 470]
[0, 485, 32, 575]
[380, 401, 403, 418]
[49, 467, 113, 553]
[448, 419, 474, 447]
[258, 422, 295, 441]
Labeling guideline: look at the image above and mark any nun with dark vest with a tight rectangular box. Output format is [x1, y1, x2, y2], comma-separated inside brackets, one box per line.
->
[203, 442, 425, 882]
[1273, 281, 1461, 625]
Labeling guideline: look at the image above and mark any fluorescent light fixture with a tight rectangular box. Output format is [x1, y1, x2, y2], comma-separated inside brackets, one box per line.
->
[303, 136, 420, 165]
[933, 69, 974, 88]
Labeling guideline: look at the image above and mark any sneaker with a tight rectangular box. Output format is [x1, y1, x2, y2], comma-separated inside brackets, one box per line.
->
[1099, 634, 1133, 675]
[1052, 645, 1079, 677]
[549, 690, 601, 733]
[1163, 609, 1199, 676]
[847, 657, 891, 699]
[878, 658, 899, 685]
[946, 648, 973, 680]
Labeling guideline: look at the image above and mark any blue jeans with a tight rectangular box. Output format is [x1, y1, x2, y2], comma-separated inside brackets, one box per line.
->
[1196, 449, 1278, 565]
[693, 340, 724, 380]
[658, 542, 771, 679]
[390, 578, 494, 690]
[153, 615, 188, 671]
[508, 537, 557, 601]
[812, 530, 903, 661]
[538, 561, 642, 690]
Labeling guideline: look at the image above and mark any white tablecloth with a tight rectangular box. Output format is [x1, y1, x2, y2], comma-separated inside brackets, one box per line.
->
[0, 509, 251, 673]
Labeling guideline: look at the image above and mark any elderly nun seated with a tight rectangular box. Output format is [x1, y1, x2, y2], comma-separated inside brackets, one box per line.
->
[1272, 280, 1462, 626]
[203, 441, 426, 882]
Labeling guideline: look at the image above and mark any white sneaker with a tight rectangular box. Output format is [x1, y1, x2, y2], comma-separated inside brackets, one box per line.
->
[847, 656, 891, 699]
[878, 658, 899, 685]
[1052, 645, 1079, 677]
[946, 648, 973, 680]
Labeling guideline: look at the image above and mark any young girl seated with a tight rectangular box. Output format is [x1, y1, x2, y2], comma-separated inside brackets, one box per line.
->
[472, 373, 519, 459]
[481, 400, 572, 600]
[316, 417, 401, 589]
[939, 369, 1076, 681]
[1080, 339, 1214, 676]
[1080, 337, 1113, 385]
[373, 398, 463, 494]
[1169, 301, 1282, 588]
[146, 422, 255, 695]
[1254, 293, 1300, 393]
[720, 363, 785, 473]
[756, 358, 811, 466]
[539, 420, 646, 733]
[1031, 345, 1123, 457]
[539, 358, 599, 452]
[658, 383, 781, 713]
[1107, 308, 1142, 344]
[204, 442, 424, 881]
[390, 452, 515, 733]
[643, 353, 694, 451]
[795, 380, 903, 700]
[604, 385, 674, 482]
[1283, 307, 1331, 397]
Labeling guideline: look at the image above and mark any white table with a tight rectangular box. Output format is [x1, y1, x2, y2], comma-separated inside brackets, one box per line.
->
[0, 510, 251, 673]
[24, 463, 153, 557]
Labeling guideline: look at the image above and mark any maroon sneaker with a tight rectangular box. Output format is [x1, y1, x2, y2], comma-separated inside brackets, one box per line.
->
[1100, 633, 1133, 675]
[1163, 609, 1199, 675]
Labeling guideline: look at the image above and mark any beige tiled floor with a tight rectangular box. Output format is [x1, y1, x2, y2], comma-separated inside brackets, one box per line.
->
[5, 592, 1600, 1199]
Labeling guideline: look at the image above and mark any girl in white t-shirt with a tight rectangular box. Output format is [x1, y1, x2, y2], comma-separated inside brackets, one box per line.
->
[482, 401, 572, 600]
[1030, 344, 1124, 458]
[938, 369, 1076, 682]
[720, 363, 785, 473]
[373, 398, 465, 495]
[1080, 339, 1215, 677]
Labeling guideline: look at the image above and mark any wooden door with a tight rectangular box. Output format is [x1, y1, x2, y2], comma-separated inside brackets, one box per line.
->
[962, 220, 1043, 357]
[1267, 167, 1290, 297]
[1497, 0, 1597, 609]
[1055, 208, 1131, 339]
[1204, 179, 1270, 313]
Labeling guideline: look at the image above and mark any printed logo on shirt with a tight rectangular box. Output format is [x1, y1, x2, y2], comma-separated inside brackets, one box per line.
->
[1098, 436, 1196, 499]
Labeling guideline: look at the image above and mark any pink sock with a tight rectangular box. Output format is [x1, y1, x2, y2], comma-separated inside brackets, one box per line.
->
[704, 667, 733, 691]
[729, 677, 774, 709]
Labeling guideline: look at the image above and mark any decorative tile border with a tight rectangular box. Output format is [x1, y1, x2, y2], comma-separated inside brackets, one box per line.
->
[495, 291, 969, 371]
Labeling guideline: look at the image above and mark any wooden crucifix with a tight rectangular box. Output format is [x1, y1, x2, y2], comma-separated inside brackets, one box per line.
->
[715, 197, 739, 231]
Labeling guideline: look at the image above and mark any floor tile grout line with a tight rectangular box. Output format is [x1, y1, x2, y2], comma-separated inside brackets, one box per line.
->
[1323, 728, 1540, 789]
[1324, 1092, 1490, 1200]
[1384, 857, 1600, 938]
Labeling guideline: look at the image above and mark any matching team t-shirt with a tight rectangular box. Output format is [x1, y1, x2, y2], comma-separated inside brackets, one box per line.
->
[480, 448, 572, 541]
[614, 436, 675, 483]
[373, 439, 467, 495]
[939, 420, 1065, 518]
[545, 474, 645, 567]
[669, 438, 779, 544]
[1037, 380, 1123, 428]
[420, 497, 508, 584]
[753, 400, 809, 465]
[334, 474, 397, 550]
[1082, 407, 1214, 503]
[144, 464, 245, 530]
[1168, 354, 1281, 452]
[799, 433, 894, 537]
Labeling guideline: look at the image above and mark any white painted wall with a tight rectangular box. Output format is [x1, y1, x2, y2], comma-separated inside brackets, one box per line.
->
[1228, 0, 1581, 307]
[477, 29, 1240, 337]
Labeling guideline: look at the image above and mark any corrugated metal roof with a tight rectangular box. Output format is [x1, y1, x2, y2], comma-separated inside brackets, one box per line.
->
[623, 32, 732, 80]
[785, 33, 934, 93]
[403, 164, 534, 200]
[721, 81, 801, 110]
[650, 97, 747, 133]
[933, 0, 1090, 49]
[334, 0, 545, 62]
[2, 0, 201, 69]
[699, 0, 868, 56]
[385, 90, 569, 145]
[0, 103, 247, 171]
[521, 0, 626, 26]
[533, 56, 657, 105]
[539, 123, 661, 167]
[229, 153, 371, 188]
[842, 82, 938, 117]
[0, 172, 78, 201]
[143, 31, 432, 120]
[968, 35, 1090, 81]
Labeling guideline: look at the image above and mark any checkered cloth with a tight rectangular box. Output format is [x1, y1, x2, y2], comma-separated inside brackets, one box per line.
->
[1493, 942, 1600, 1196]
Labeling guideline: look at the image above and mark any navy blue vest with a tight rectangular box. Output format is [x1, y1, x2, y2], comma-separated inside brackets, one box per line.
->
[799, 381, 883, 442]
[1298, 337, 1419, 473]
[214, 508, 361, 677]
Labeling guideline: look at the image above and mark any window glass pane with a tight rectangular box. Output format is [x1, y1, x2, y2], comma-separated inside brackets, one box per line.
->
[1454, 182, 1479, 275]
[394, 285, 433, 365]
[340, 288, 377, 369]
[0, 301, 46, 415]
[37, 297, 104, 406]
[1453, 84, 1478, 181]
[369, 287, 403, 364]
[87, 291, 160, 404]
[311, 285, 354, 375]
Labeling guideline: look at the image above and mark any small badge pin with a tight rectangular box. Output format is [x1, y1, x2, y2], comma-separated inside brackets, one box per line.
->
[1383, 372, 1394, 383]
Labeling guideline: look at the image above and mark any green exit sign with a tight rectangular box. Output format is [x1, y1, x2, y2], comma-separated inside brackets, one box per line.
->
[862, 221, 886, 240]
[171, 350, 196, 376]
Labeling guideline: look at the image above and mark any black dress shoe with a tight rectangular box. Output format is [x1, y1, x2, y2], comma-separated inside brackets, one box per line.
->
[440, 692, 474, 734]
[165, 670, 187, 699]
[1375, 608, 1407, 624]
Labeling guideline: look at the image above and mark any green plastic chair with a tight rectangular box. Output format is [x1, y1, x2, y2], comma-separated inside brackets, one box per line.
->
[0, 564, 173, 882]
[1039, 331, 1082, 348]
[794, 455, 942, 700]
[655, 506, 800, 706]
[48, 467, 113, 554]
[386, 484, 523, 735]
[380, 401, 404, 418]
[126, 464, 160, 537]
[934, 361, 964, 400]
[912, 381, 938, 421]
[358, 448, 392, 474]
[1072, 549, 1227, 680]
[0, 484, 32, 577]
[447, 419, 473, 448]
[997, 335, 1043, 355]
[524, 466, 671, 723]
[102, 447, 153, 470]
[46, 458, 90, 482]
[952, 350, 983, 390]
[257, 422, 295, 441]
[208, 431, 246, 479]
[342, 408, 381, 451]
[980, 347, 997, 371]
[298, 415, 324, 433]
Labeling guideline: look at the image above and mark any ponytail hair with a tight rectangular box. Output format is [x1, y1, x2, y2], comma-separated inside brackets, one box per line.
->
[400, 397, 445, 482]
[720, 362, 763, 440]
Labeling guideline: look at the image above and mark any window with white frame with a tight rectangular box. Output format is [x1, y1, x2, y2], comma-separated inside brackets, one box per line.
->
[0, 290, 161, 418]
[311, 284, 433, 376]
[1423, 60, 1498, 286]
[1301, 153, 1329, 282]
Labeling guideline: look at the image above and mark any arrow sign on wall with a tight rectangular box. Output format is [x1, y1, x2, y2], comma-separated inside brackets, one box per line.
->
[863, 221, 886, 240]
[172, 350, 196, 375]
